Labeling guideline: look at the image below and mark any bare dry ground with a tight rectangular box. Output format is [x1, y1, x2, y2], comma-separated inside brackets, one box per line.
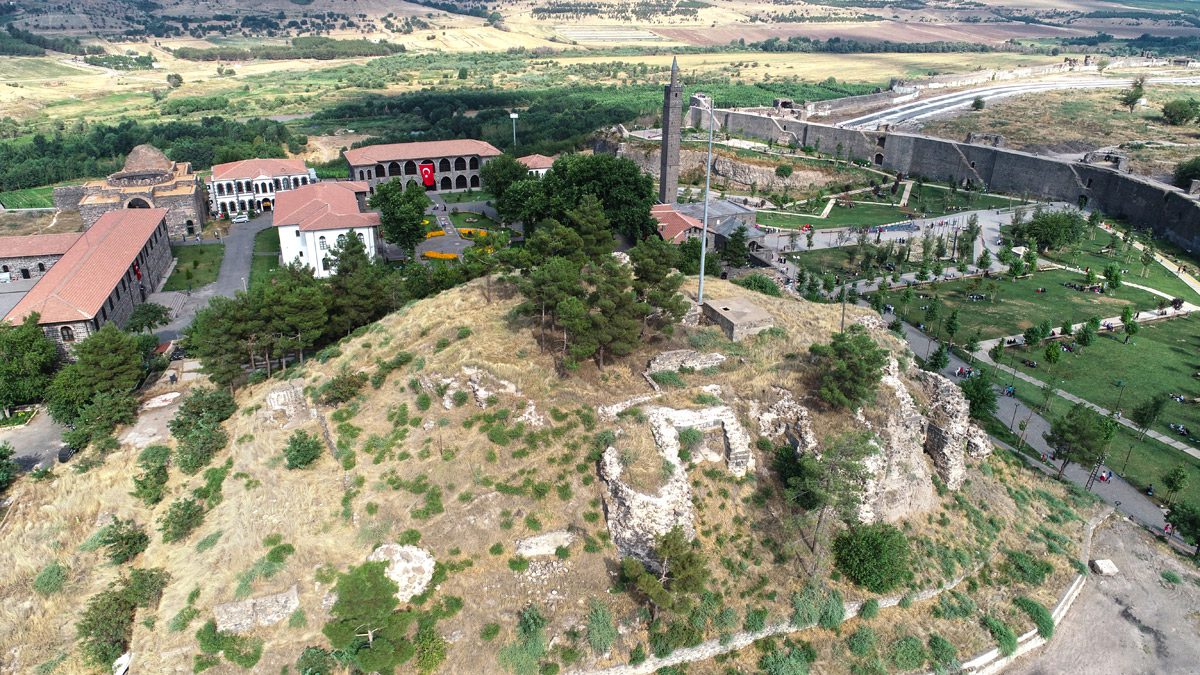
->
[0, 210, 83, 237]
[918, 85, 1200, 181]
[1008, 517, 1200, 675]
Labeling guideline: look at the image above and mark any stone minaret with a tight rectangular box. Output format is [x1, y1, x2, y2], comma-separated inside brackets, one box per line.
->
[658, 56, 682, 204]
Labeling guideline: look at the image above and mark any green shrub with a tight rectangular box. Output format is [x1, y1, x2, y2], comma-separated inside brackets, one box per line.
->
[318, 370, 368, 406]
[629, 643, 647, 665]
[847, 626, 877, 656]
[818, 589, 845, 630]
[159, 497, 206, 543]
[508, 557, 530, 572]
[889, 635, 926, 670]
[98, 518, 150, 565]
[733, 273, 782, 297]
[927, 633, 957, 669]
[33, 561, 68, 596]
[498, 605, 549, 674]
[1003, 550, 1053, 586]
[284, 430, 324, 469]
[834, 523, 911, 593]
[744, 607, 769, 632]
[130, 444, 172, 505]
[650, 370, 686, 388]
[1013, 596, 1054, 639]
[586, 600, 617, 654]
[416, 392, 432, 411]
[295, 647, 337, 675]
[790, 585, 821, 627]
[982, 615, 1017, 656]
[194, 530, 222, 553]
[76, 568, 170, 666]
[481, 623, 501, 641]
[859, 598, 879, 620]
[196, 620, 264, 668]
[760, 647, 810, 675]
[1161, 570, 1182, 585]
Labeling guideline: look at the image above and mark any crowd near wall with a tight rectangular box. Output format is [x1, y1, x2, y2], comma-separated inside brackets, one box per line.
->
[687, 96, 1200, 252]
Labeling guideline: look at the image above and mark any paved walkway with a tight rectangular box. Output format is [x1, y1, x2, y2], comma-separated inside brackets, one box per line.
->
[152, 212, 275, 340]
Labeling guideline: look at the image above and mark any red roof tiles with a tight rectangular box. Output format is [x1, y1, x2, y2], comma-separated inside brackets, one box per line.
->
[651, 203, 702, 244]
[210, 158, 309, 181]
[273, 182, 380, 232]
[517, 154, 556, 170]
[0, 232, 83, 258]
[344, 139, 502, 166]
[5, 209, 167, 325]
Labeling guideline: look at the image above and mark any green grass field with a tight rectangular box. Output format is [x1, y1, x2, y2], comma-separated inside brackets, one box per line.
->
[253, 227, 282, 255]
[162, 244, 224, 291]
[449, 211, 498, 230]
[1039, 229, 1200, 303]
[786, 244, 922, 284]
[0, 57, 92, 80]
[442, 190, 493, 205]
[249, 228, 282, 290]
[759, 202, 909, 230]
[0, 185, 55, 209]
[1003, 313, 1200, 445]
[894, 268, 1164, 340]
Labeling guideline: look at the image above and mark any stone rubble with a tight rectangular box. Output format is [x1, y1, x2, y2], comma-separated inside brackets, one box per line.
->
[752, 387, 817, 455]
[916, 369, 992, 490]
[213, 585, 300, 634]
[516, 531, 575, 557]
[365, 545, 437, 602]
[646, 350, 726, 374]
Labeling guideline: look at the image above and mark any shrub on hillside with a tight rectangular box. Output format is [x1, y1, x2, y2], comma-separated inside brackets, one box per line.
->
[1013, 596, 1054, 639]
[159, 497, 206, 543]
[284, 430, 324, 469]
[982, 615, 1017, 656]
[733, 273, 782, 297]
[1003, 550, 1053, 586]
[33, 561, 69, 596]
[76, 568, 169, 667]
[99, 518, 150, 565]
[833, 523, 911, 593]
[319, 370, 368, 405]
[889, 636, 927, 670]
[174, 423, 229, 475]
[130, 444, 171, 505]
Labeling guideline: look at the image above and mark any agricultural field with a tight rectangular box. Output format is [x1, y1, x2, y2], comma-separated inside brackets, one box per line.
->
[919, 86, 1200, 181]
[162, 244, 224, 292]
[893, 268, 1164, 340]
[0, 185, 55, 209]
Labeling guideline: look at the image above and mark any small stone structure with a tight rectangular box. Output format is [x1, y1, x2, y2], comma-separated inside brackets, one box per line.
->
[751, 388, 817, 455]
[701, 297, 774, 342]
[647, 350, 726, 374]
[516, 531, 574, 557]
[366, 544, 436, 602]
[54, 144, 206, 238]
[213, 584, 300, 634]
[1090, 559, 1119, 576]
[965, 132, 1006, 148]
[1081, 150, 1130, 172]
[262, 383, 312, 428]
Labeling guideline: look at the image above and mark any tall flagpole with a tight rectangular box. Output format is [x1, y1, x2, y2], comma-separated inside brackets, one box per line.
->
[697, 98, 715, 305]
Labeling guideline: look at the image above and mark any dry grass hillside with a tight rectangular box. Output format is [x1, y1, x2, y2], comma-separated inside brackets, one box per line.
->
[0, 277, 1102, 674]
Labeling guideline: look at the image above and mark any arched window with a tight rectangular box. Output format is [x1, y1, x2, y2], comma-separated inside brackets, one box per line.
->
[322, 257, 331, 271]
[470, 175, 480, 188]
[455, 175, 467, 189]
[376, 164, 387, 178]
[469, 157, 479, 170]
[440, 176, 451, 190]
[357, 170, 364, 180]
[1, 265, 7, 272]
[319, 236, 328, 250]
[357, 232, 365, 243]
[337, 234, 347, 247]
[454, 157, 466, 171]
[301, 176, 308, 185]
[127, 197, 150, 208]
[273, 179, 281, 190]
[60, 326, 75, 342]
[438, 158, 451, 172]
[404, 160, 417, 175]
[37, 262, 45, 272]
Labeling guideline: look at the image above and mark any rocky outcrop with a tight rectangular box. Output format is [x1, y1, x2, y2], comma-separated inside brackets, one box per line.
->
[599, 445, 694, 571]
[752, 388, 816, 455]
[366, 545, 436, 602]
[516, 531, 574, 557]
[857, 359, 939, 523]
[213, 585, 300, 634]
[915, 370, 993, 490]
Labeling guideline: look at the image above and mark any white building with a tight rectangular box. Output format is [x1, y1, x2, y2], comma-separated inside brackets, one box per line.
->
[208, 158, 316, 216]
[517, 154, 555, 178]
[273, 182, 380, 278]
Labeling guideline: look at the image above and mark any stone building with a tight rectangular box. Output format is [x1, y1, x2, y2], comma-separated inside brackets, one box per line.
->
[53, 144, 206, 238]
[208, 158, 316, 216]
[4, 208, 173, 353]
[675, 200, 762, 250]
[659, 57, 682, 204]
[343, 139, 501, 193]
[517, 154, 555, 178]
[0, 232, 81, 281]
[701, 297, 774, 341]
[274, 181, 380, 279]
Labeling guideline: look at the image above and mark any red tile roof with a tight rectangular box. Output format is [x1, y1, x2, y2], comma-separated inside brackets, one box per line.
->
[344, 139, 502, 165]
[517, 154, 556, 170]
[5, 209, 167, 325]
[273, 182, 380, 232]
[651, 204, 702, 244]
[0, 232, 82, 258]
[210, 158, 309, 181]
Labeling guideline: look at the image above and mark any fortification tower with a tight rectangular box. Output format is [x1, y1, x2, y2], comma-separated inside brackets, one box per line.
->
[659, 57, 682, 204]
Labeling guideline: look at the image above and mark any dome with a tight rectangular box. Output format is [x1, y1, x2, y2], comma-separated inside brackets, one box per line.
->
[121, 144, 173, 173]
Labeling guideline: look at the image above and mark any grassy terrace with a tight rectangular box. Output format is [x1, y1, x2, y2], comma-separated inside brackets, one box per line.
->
[162, 244, 224, 291]
[785, 244, 923, 283]
[893, 268, 1163, 341]
[759, 202, 909, 230]
[448, 211, 498, 230]
[1003, 313, 1200, 448]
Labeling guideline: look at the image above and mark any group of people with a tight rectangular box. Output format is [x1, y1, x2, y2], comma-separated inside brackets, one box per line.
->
[954, 366, 978, 378]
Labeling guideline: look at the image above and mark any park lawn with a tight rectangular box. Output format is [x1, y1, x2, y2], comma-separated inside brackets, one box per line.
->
[253, 227, 282, 255]
[1002, 313, 1200, 448]
[894, 268, 1164, 340]
[449, 211, 497, 230]
[1005, 386, 1200, 508]
[0, 185, 56, 209]
[162, 244, 224, 291]
[441, 189, 493, 204]
[1041, 229, 1200, 304]
[249, 255, 282, 291]
[903, 184, 1025, 216]
[785, 244, 921, 284]
[758, 202, 910, 230]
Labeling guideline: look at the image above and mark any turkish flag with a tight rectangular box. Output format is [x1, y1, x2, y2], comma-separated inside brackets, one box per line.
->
[419, 162, 435, 187]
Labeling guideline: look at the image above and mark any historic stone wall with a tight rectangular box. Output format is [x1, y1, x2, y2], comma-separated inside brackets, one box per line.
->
[0, 254, 63, 280]
[52, 185, 85, 210]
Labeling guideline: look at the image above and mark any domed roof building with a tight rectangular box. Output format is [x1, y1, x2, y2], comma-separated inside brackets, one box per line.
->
[53, 144, 206, 238]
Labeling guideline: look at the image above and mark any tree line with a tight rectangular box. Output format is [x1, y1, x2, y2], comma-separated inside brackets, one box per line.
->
[0, 117, 302, 192]
[171, 37, 406, 61]
[0, 26, 101, 56]
[746, 36, 994, 54]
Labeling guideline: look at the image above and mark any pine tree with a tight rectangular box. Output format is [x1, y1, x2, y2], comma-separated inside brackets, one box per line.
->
[46, 324, 142, 424]
[628, 237, 687, 335]
[326, 233, 388, 340]
[565, 194, 615, 265]
[584, 260, 648, 368]
[809, 324, 889, 410]
[1044, 402, 1117, 480]
[722, 225, 750, 267]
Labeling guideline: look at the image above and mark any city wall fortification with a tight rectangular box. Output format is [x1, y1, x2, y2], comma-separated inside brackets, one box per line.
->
[687, 95, 1200, 252]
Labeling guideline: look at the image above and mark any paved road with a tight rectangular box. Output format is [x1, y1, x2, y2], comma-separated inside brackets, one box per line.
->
[0, 409, 67, 471]
[152, 212, 276, 340]
[842, 76, 1200, 130]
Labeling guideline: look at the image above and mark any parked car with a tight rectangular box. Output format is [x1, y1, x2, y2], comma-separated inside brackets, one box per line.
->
[232, 213, 249, 224]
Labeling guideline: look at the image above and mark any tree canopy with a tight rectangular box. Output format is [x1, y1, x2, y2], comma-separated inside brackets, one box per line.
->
[809, 324, 889, 409]
[1044, 402, 1117, 480]
[0, 313, 58, 417]
[370, 179, 432, 255]
[479, 153, 530, 202]
[1011, 209, 1087, 252]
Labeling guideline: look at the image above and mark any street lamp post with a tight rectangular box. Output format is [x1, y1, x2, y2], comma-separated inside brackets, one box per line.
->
[697, 99, 715, 305]
[510, 112, 519, 147]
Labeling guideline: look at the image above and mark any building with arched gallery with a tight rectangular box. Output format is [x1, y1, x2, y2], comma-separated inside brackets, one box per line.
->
[343, 139, 501, 193]
[53, 144, 207, 238]
[207, 158, 317, 216]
